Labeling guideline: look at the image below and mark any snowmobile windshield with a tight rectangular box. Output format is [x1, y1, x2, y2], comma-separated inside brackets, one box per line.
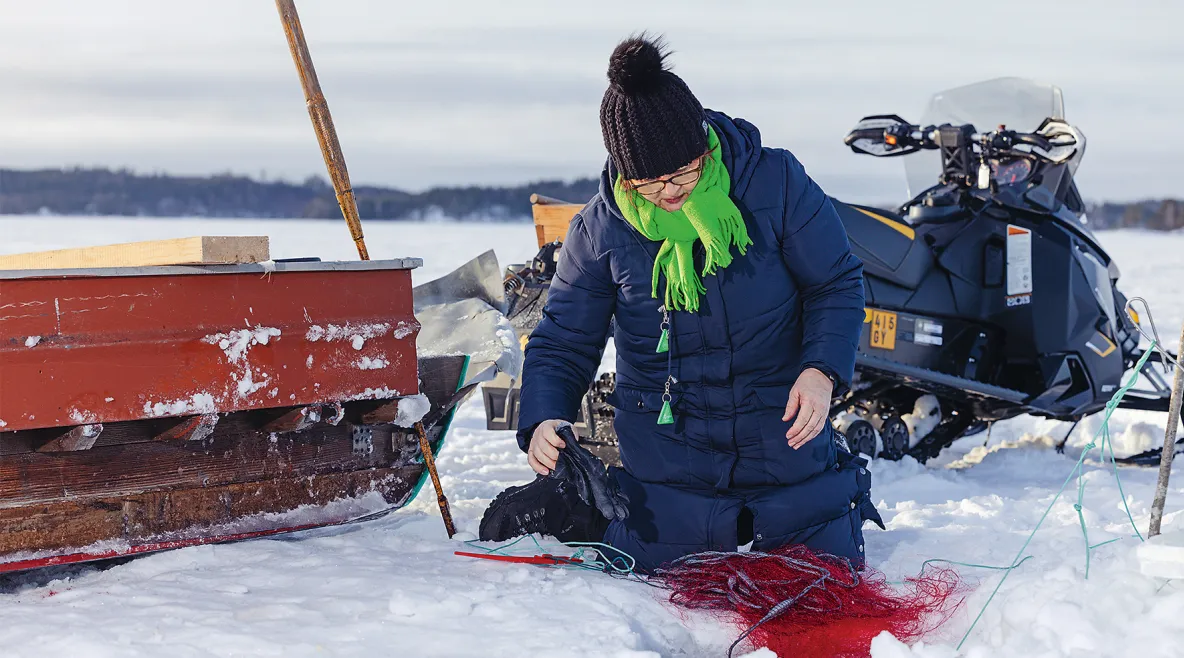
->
[905, 78, 1070, 199]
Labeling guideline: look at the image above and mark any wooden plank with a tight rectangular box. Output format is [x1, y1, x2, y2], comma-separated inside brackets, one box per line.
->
[0, 415, 397, 507]
[0, 236, 270, 270]
[153, 415, 219, 442]
[0, 465, 421, 557]
[0, 354, 470, 565]
[262, 406, 320, 433]
[361, 400, 401, 424]
[37, 424, 103, 452]
[532, 204, 581, 247]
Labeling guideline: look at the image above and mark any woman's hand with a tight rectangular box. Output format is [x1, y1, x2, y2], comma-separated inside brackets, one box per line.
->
[783, 368, 834, 449]
[528, 420, 568, 475]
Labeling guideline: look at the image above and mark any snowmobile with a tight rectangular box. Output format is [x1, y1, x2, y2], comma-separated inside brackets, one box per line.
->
[483, 78, 1179, 464]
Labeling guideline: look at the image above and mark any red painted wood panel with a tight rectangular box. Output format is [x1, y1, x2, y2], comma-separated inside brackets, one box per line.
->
[0, 263, 419, 432]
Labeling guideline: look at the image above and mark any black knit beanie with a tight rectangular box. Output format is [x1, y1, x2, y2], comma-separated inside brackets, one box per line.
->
[599, 35, 707, 181]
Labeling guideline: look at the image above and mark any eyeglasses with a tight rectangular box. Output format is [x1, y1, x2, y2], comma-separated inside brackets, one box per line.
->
[630, 156, 705, 196]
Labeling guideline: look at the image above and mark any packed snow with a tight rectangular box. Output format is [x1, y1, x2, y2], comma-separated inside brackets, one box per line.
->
[392, 393, 432, 429]
[0, 217, 1182, 658]
[202, 326, 282, 363]
[141, 392, 218, 419]
[355, 355, 390, 371]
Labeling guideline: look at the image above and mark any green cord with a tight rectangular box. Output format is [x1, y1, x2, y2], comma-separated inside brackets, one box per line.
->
[886, 556, 1035, 587]
[920, 556, 1034, 574]
[956, 344, 1156, 650]
[461, 536, 637, 575]
[1102, 414, 1146, 543]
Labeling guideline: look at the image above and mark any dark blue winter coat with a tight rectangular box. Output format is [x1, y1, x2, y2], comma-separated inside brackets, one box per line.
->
[517, 110, 882, 572]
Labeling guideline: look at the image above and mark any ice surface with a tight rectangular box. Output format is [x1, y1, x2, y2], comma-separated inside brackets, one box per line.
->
[0, 218, 1180, 657]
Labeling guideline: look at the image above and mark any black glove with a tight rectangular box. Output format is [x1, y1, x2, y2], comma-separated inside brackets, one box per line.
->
[551, 423, 630, 522]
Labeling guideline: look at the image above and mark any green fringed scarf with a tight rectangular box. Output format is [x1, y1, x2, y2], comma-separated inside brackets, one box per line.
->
[613, 125, 751, 313]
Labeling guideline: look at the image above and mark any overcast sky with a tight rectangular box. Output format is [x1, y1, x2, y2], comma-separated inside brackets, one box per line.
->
[0, 0, 1180, 203]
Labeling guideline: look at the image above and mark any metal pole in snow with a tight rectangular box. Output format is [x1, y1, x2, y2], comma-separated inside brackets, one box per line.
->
[1149, 318, 1184, 537]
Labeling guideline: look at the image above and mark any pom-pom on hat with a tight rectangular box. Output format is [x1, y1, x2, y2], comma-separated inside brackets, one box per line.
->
[599, 34, 707, 182]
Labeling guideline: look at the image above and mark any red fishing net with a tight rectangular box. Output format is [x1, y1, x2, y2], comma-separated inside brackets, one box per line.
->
[652, 545, 964, 658]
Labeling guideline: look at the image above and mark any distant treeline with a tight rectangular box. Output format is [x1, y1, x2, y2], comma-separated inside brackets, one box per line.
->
[0, 167, 1180, 230]
[0, 167, 600, 221]
[1083, 199, 1184, 231]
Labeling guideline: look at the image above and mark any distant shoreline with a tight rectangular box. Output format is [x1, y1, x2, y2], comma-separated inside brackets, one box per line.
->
[0, 166, 600, 223]
[0, 167, 1180, 230]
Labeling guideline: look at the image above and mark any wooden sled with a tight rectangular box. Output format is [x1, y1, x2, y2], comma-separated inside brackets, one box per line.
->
[0, 256, 471, 572]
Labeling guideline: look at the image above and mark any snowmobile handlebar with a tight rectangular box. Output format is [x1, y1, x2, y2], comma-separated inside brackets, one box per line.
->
[844, 116, 1068, 163]
[894, 125, 1053, 156]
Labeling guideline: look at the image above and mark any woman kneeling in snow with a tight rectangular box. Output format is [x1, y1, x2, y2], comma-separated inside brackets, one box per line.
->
[484, 35, 882, 573]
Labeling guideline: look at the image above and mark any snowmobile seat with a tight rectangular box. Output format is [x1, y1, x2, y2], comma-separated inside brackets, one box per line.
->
[832, 200, 935, 290]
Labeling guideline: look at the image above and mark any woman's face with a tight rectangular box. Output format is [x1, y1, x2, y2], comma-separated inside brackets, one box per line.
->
[627, 155, 704, 212]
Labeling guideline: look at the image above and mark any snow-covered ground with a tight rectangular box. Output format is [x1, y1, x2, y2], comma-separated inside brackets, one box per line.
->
[0, 217, 1182, 658]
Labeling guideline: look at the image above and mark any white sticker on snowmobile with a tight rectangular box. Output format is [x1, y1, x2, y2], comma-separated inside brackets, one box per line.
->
[914, 333, 943, 346]
[916, 319, 943, 336]
[1006, 225, 1033, 297]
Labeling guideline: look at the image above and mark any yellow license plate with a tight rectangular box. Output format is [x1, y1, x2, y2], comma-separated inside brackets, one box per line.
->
[870, 310, 897, 350]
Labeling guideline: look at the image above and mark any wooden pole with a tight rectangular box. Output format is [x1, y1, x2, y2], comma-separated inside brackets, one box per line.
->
[275, 2, 456, 538]
[416, 422, 457, 538]
[1149, 319, 1184, 537]
[274, 0, 370, 260]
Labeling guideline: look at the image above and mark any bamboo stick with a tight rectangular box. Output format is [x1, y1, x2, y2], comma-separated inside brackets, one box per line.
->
[1149, 319, 1184, 537]
[274, 0, 370, 260]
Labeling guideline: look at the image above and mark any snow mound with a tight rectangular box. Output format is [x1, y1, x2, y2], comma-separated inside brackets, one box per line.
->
[392, 393, 431, 428]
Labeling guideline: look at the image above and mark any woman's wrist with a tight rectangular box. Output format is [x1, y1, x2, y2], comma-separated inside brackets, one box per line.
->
[803, 366, 836, 388]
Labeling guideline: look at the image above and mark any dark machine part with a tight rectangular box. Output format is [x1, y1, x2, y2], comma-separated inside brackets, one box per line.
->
[502, 240, 562, 339]
[831, 110, 1176, 462]
[845, 420, 878, 458]
[483, 241, 621, 466]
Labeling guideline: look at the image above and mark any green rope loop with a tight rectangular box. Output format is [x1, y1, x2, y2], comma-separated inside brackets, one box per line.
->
[956, 343, 1156, 650]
